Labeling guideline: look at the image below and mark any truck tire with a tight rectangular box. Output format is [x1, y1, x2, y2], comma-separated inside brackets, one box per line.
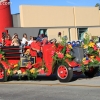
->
[0, 63, 7, 82]
[84, 67, 98, 78]
[56, 65, 73, 82]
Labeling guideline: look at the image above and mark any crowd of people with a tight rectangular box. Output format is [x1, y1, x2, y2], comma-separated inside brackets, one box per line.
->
[0, 33, 49, 58]
[1, 33, 48, 47]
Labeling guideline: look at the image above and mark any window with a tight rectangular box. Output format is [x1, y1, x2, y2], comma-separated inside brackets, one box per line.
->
[38, 29, 47, 37]
[77, 28, 88, 40]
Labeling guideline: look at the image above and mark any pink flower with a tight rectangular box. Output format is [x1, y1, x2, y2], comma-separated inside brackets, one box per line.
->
[51, 51, 55, 56]
[57, 52, 64, 59]
[93, 45, 98, 51]
[66, 48, 70, 53]
[0, 54, 2, 58]
[26, 64, 32, 69]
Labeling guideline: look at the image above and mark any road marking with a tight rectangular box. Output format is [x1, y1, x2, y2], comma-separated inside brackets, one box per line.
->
[0, 82, 100, 88]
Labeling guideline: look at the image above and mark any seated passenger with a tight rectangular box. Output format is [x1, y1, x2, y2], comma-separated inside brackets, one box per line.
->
[11, 34, 20, 46]
[36, 34, 43, 42]
[5, 34, 12, 46]
[30, 38, 42, 57]
[28, 36, 33, 46]
[21, 33, 28, 47]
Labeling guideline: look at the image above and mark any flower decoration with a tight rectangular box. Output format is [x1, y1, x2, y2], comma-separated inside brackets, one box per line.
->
[82, 33, 99, 56]
[81, 33, 100, 72]
[0, 49, 5, 61]
[81, 56, 100, 72]
[52, 36, 74, 67]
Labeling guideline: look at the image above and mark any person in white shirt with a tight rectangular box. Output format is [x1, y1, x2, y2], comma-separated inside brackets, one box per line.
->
[28, 36, 33, 46]
[21, 33, 28, 47]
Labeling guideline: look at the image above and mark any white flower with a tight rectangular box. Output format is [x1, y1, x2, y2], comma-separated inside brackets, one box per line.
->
[17, 70, 22, 74]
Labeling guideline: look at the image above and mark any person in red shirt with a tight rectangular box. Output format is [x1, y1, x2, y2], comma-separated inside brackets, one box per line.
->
[30, 37, 42, 57]
[4, 34, 12, 46]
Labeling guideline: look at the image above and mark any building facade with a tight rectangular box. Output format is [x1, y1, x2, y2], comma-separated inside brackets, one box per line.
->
[6, 5, 100, 41]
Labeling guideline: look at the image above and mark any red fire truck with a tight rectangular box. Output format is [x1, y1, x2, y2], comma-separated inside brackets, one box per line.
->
[0, 39, 76, 82]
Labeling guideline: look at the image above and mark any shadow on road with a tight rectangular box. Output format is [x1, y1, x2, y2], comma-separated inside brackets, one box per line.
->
[9, 73, 100, 82]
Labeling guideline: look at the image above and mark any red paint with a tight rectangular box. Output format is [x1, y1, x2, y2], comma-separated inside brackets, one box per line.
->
[57, 65, 68, 79]
[0, 0, 12, 42]
[42, 44, 54, 76]
[66, 59, 79, 67]
[8, 59, 19, 65]
[1, 61, 9, 69]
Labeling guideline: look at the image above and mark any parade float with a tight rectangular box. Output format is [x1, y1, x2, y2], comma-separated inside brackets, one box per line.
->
[0, 33, 100, 82]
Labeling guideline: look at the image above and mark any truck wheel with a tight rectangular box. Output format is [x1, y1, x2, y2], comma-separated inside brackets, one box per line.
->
[84, 67, 98, 78]
[0, 63, 7, 82]
[56, 65, 73, 82]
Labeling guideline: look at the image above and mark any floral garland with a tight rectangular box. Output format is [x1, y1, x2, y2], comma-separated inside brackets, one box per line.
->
[6, 49, 45, 79]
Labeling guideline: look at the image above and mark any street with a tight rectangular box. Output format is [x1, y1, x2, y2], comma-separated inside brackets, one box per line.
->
[0, 75, 100, 100]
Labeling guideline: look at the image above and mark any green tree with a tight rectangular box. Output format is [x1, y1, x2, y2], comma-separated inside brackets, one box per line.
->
[95, 3, 100, 10]
[95, 3, 100, 7]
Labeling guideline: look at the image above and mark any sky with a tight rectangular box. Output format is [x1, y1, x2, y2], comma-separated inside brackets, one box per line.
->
[10, 0, 100, 14]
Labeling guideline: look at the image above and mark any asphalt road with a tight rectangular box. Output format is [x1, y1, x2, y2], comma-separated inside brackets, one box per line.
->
[0, 75, 100, 100]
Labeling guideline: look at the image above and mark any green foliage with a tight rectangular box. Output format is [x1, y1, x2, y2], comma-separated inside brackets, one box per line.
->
[26, 69, 38, 80]
[95, 3, 100, 7]
[83, 33, 91, 45]
[60, 36, 67, 46]
[17, 61, 21, 70]
[26, 69, 31, 80]
[88, 60, 99, 68]
[0, 49, 5, 55]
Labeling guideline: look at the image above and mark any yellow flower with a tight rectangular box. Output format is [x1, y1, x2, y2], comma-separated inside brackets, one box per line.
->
[30, 68, 35, 74]
[88, 42, 95, 47]
[90, 56, 94, 59]
[66, 54, 72, 58]
[83, 45, 88, 49]
[14, 64, 18, 68]
[68, 44, 72, 49]
[82, 58, 86, 62]
[7, 69, 11, 74]
[97, 49, 100, 53]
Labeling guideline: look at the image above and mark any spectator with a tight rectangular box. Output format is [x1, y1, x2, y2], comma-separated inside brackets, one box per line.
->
[11, 34, 20, 46]
[28, 36, 33, 46]
[21, 33, 28, 47]
[5, 34, 12, 46]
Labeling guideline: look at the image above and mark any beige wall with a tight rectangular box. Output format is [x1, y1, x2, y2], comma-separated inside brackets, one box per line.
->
[75, 7, 100, 26]
[88, 27, 100, 37]
[19, 5, 75, 27]
[70, 28, 78, 41]
[47, 28, 69, 42]
[20, 5, 100, 27]
[19, 5, 100, 41]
